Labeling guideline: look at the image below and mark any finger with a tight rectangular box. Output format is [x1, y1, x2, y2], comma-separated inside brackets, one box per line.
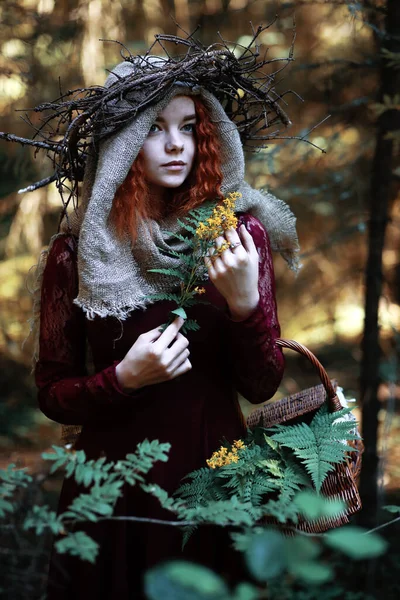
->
[239, 224, 257, 254]
[205, 249, 217, 279]
[224, 227, 241, 247]
[208, 247, 227, 274]
[171, 358, 192, 378]
[153, 317, 184, 351]
[167, 347, 190, 373]
[219, 247, 235, 268]
[165, 332, 189, 362]
[140, 325, 166, 343]
[214, 235, 227, 249]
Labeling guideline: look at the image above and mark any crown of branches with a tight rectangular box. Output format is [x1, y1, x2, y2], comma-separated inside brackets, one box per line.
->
[1, 22, 297, 202]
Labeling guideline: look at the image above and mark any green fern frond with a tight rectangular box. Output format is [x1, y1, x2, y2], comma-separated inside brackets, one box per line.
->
[162, 231, 195, 246]
[263, 435, 279, 451]
[250, 478, 279, 507]
[262, 459, 284, 478]
[261, 496, 300, 524]
[270, 406, 360, 492]
[278, 463, 310, 503]
[181, 319, 200, 333]
[0, 464, 33, 517]
[146, 292, 183, 303]
[55, 531, 99, 564]
[24, 505, 64, 535]
[174, 467, 215, 508]
[183, 496, 259, 527]
[148, 268, 187, 281]
[176, 219, 198, 234]
[63, 481, 124, 521]
[69, 456, 114, 487]
[140, 483, 186, 515]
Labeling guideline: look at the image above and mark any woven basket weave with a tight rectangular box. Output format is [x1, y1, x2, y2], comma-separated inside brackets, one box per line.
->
[246, 338, 363, 533]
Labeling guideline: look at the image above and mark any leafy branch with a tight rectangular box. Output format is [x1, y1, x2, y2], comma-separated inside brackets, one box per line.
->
[148, 192, 240, 333]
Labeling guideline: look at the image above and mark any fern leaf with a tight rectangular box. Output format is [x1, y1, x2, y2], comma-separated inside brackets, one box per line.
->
[24, 505, 64, 535]
[183, 496, 259, 527]
[162, 231, 195, 248]
[141, 483, 186, 515]
[55, 531, 99, 564]
[148, 268, 187, 281]
[146, 292, 182, 303]
[63, 481, 124, 522]
[261, 496, 300, 524]
[270, 406, 360, 492]
[181, 525, 197, 549]
[181, 319, 200, 333]
[176, 218, 197, 234]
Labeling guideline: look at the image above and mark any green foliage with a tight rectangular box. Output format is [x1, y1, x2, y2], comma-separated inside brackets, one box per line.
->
[285, 536, 332, 585]
[381, 48, 400, 69]
[384, 505, 400, 513]
[294, 490, 346, 522]
[270, 405, 360, 492]
[370, 94, 400, 117]
[182, 497, 258, 527]
[141, 482, 186, 514]
[0, 432, 390, 599]
[143, 512, 390, 600]
[20, 440, 171, 563]
[325, 526, 388, 559]
[175, 405, 359, 534]
[23, 505, 63, 535]
[147, 201, 218, 334]
[244, 529, 286, 580]
[63, 480, 124, 521]
[55, 531, 99, 564]
[0, 463, 32, 517]
[145, 561, 229, 600]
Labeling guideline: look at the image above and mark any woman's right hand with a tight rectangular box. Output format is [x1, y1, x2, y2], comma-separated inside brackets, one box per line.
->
[115, 317, 191, 391]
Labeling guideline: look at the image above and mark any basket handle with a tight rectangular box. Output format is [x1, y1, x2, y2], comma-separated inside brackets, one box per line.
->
[276, 338, 342, 412]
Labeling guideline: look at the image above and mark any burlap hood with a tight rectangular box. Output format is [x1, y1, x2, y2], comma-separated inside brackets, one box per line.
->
[59, 59, 300, 320]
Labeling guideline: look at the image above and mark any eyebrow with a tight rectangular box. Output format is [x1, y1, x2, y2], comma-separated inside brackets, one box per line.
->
[155, 114, 197, 123]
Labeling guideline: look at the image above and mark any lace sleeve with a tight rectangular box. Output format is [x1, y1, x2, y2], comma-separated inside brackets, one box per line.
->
[34, 235, 139, 425]
[227, 214, 285, 404]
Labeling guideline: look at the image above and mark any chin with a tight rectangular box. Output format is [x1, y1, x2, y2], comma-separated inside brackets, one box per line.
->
[159, 177, 188, 189]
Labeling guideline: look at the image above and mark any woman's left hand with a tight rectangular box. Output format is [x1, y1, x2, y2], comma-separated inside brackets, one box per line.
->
[205, 224, 260, 321]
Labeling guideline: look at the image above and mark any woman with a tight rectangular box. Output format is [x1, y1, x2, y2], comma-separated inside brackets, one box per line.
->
[34, 58, 299, 598]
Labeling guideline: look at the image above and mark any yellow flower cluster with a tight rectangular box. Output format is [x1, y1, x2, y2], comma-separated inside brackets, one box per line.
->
[194, 286, 206, 294]
[206, 439, 246, 469]
[195, 192, 241, 242]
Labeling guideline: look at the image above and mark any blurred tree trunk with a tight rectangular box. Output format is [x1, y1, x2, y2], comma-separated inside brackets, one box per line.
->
[359, 0, 400, 525]
[174, 0, 190, 33]
[80, 0, 126, 86]
[80, 0, 106, 85]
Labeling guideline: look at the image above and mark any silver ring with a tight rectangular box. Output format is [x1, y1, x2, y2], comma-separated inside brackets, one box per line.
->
[229, 242, 241, 250]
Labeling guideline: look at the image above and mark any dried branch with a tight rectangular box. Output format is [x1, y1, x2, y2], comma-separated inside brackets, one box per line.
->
[0, 26, 300, 213]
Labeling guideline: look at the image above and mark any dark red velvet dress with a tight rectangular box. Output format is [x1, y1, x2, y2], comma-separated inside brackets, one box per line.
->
[35, 213, 284, 599]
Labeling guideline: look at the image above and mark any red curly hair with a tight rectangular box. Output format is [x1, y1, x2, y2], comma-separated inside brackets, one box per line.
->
[109, 96, 224, 242]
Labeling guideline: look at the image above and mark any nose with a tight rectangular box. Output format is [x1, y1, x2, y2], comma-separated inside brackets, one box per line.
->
[165, 130, 184, 153]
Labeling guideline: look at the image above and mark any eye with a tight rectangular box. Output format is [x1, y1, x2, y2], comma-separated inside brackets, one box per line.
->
[181, 122, 195, 133]
[148, 123, 161, 134]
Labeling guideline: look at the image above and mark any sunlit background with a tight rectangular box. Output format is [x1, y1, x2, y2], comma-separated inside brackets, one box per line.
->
[0, 0, 399, 495]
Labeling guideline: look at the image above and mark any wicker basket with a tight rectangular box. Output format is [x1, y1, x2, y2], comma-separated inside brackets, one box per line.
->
[246, 338, 363, 533]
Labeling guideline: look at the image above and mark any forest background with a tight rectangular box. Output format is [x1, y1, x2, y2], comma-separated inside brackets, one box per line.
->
[0, 0, 399, 596]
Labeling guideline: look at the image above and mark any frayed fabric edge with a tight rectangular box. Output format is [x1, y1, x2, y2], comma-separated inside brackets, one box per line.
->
[72, 296, 153, 321]
[282, 251, 303, 274]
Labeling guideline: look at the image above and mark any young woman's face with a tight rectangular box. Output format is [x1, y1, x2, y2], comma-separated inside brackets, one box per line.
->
[141, 96, 197, 192]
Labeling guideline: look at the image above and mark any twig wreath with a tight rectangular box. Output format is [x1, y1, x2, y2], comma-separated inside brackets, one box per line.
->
[0, 21, 306, 222]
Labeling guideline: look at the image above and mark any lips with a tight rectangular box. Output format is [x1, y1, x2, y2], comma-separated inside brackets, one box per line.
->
[161, 161, 186, 166]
